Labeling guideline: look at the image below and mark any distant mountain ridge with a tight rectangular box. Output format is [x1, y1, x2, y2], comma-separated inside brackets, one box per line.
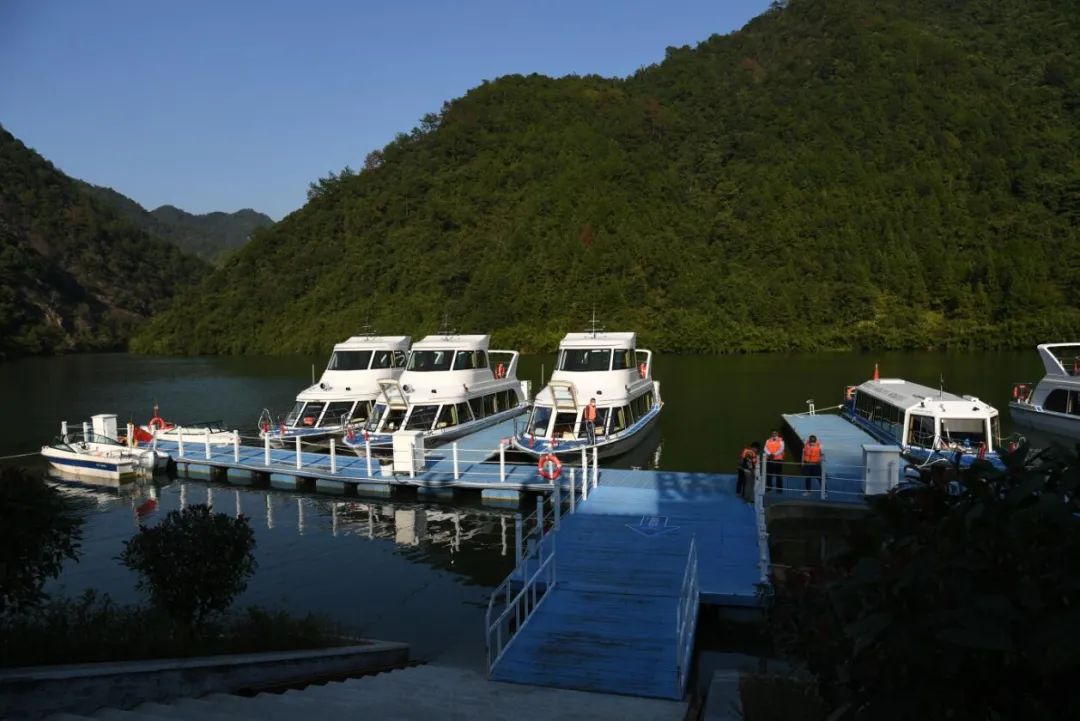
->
[0, 125, 209, 359]
[79, 182, 274, 264]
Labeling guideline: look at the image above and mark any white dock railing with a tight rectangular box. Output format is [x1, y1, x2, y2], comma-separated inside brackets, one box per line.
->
[675, 535, 699, 694]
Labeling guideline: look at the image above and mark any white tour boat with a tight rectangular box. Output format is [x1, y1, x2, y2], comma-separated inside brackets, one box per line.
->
[42, 414, 168, 480]
[1009, 343, 1080, 438]
[345, 333, 528, 452]
[511, 331, 662, 460]
[841, 377, 1004, 469]
[259, 335, 411, 446]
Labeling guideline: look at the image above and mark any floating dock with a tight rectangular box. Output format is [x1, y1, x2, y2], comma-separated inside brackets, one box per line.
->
[487, 470, 765, 700]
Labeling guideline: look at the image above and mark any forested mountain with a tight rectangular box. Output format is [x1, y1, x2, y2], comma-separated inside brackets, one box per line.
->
[0, 125, 209, 359]
[134, 0, 1080, 356]
[80, 182, 273, 264]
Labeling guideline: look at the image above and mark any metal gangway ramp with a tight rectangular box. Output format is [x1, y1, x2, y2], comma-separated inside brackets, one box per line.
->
[485, 483, 700, 700]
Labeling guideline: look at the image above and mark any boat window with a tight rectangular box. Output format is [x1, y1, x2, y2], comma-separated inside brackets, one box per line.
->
[393, 350, 408, 368]
[365, 404, 387, 431]
[298, 402, 325, 428]
[483, 394, 497, 416]
[285, 401, 305, 425]
[612, 349, 633, 370]
[940, 418, 986, 447]
[553, 412, 577, 439]
[477, 350, 488, 369]
[1044, 389, 1069, 413]
[434, 405, 455, 428]
[453, 351, 480, 370]
[370, 350, 393, 369]
[1070, 392, 1080, 416]
[456, 402, 473, 424]
[613, 407, 629, 433]
[381, 408, 406, 432]
[626, 401, 638, 425]
[506, 389, 519, 408]
[560, 348, 612, 372]
[527, 406, 553, 436]
[320, 401, 354, 427]
[408, 350, 453, 372]
[906, 414, 936, 447]
[351, 401, 373, 423]
[497, 390, 511, 411]
[469, 396, 484, 419]
[407, 405, 439, 430]
[853, 392, 902, 439]
[596, 407, 610, 435]
[991, 416, 1001, 447]
[327, 351, 372, 371]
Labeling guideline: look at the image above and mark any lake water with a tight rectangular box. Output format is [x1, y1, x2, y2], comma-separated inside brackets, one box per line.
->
[0, 349, 1048, 666]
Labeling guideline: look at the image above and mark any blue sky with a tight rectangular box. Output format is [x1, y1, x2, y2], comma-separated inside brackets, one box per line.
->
[0, 1, 771, 220]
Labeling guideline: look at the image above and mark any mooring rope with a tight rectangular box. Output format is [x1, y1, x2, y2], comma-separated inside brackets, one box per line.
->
[0, 450, 41, 460]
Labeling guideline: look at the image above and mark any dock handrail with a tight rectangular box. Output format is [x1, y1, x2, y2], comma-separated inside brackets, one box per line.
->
[675, 534, 699, 694]
[485, 531, 556, 674]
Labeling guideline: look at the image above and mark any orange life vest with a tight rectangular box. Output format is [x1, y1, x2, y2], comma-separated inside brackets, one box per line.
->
[764, 437, 784, 460]
[802, 442, 822, 464]
[583, 404, 597, 422]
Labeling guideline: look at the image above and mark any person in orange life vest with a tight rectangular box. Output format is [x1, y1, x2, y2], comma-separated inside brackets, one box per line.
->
[764, 430, 785, 493]
[583, 398, 598, 445]
[801, 434, 822, 494]
[737, 441, 760, 496]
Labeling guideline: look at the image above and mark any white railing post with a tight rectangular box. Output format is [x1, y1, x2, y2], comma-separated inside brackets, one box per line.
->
[569, 468, 576, 513]
[499, 440, 506, 482]
[128, 423, 134, 448]
[152, 432, 158, 452]
[754, 454, 769, 584]
[365, 441, 373, 477]
[553, 485, 561, 529]
[61, 420, 68, 442]
[82, 421, 89, 442]
[295, 436, 302, 470]
[536, 495, 544, 538]
[178, 427, 184, 458]
[820, 458, 827, 499]
[592, 446, 599, 488]
[204, 429, 211, 460]
[330, 438, 337, 474]
[233, 431, 240, 463]
[452, 442, 460, 480]
[264, 433, 270, 465]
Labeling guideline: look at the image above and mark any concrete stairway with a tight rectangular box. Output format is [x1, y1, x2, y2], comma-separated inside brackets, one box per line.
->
[44, 664, 687, 721]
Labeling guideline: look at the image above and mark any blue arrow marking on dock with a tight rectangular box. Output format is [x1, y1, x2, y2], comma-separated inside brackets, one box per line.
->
[627, 515, 680, 537]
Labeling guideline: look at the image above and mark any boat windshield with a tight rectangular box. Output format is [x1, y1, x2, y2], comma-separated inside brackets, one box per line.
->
[285, 401, 305, 425]
[365, 404, 386, 432]
[327, 351, 372, 371]
[405, 405, 439, 431]
[408, 350, 453, 372]
[320, 401, 354, 427]
[940, 418, 987, 447]
[526, 406, 553, 437]
[560, 349, 612, 372]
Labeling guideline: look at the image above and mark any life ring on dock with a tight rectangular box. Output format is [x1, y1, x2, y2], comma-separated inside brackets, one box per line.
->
[148, 416, 168, 430]
[495, 362, 506, 379]
[638, 362, 648, 379]
[845, 386, 857, 401]
[537, 453, 562, 481]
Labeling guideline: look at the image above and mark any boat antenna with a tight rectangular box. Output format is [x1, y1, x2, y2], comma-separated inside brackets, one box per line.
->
[939, 373, 944, 398]
[357, 315, 376, 337]
[587, 308, 603, 338]
[438, 312, 456, 339]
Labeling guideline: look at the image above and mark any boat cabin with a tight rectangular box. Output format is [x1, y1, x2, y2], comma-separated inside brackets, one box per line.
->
[847, 379, 1001, 453]
[286, 335, 410, 430]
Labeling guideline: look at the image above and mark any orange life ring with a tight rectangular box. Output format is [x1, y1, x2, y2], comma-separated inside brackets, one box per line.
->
[638, 362, 647, 379]
[302, 416, 316, 426]
[148, 415, 170, 430]
[845, 386, 857, 401]
[495, 362, 506, 379]
[537, 453, 562, 480]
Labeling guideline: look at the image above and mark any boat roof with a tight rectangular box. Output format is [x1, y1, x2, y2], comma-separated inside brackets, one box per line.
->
[858, 378, 997, 414]
[412, 334, 490, 351]
[559, 332, 636, 349]
[1037, 343, 1080, 376]
[333, 335, 411, 351]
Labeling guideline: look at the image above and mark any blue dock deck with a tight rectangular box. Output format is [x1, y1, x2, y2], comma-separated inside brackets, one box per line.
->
[490, 470, 763, 699]
[781, 412, 896, 502]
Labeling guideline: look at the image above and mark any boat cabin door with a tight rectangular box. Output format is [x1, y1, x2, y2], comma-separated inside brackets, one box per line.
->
[377, 380, 409, 410]
[547, 381, 579, 412]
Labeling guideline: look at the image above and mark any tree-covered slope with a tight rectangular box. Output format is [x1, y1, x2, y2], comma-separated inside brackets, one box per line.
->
[80, 182, 274, 265]
[133, 0, 1080, 355]
[0, 126, 209, 359]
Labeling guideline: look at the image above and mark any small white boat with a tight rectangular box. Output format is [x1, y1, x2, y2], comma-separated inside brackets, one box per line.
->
[42, 414, 168, 480]
[134, 405, 236, 447]
[841, 376, 1005, 469]
[1009, 343, 1080, 438]
[345, 333, 528, 452]
[511, 331, 663, 460]
[259, 335, 411, 446]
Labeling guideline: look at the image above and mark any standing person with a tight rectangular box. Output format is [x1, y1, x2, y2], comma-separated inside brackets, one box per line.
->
[583, 398, 598, 445]
[737, 441, 761, 498]
[764, 430, 785, 493]
[801, 434, 822, 495]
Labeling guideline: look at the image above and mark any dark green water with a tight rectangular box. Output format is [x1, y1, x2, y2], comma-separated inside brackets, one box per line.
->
[0, 350, 1046, 665]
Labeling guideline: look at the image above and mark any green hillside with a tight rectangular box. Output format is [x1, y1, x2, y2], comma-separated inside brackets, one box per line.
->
[80, 182, 274, 264]
[133, 0, 1080, 356]
[0, 126, 209, 359]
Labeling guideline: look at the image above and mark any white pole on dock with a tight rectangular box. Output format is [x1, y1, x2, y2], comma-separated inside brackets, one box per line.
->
[233, 432, 240, 463]
[264, 433, 270, 466]
[61, 421, 68, 442]
[820, 460, 827, 500]
[178, 428, 185, 458]
[553, 484, 561, 529]
[365, 440, 373, 477]
[295, 436, 302, 470]
[452, 442, 460, 480]
[536, 496, 544, 543]
[330, 438, 337, 474]
[128, 423, 134, 449]
[514, 513, 523, 565]
[499, 440, 506, 482]
[580, 448, 588, 490]
[83, 422, 89, 442]
[204, 431, 211, 460]
[569, 468, 576, 513]
[592, 446, 599, 489]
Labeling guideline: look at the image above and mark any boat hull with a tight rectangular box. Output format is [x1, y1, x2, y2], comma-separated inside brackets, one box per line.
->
[511, 407, 661, 461]
[41, 447, 137, 481]
[1009, 402, 1080, 439]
